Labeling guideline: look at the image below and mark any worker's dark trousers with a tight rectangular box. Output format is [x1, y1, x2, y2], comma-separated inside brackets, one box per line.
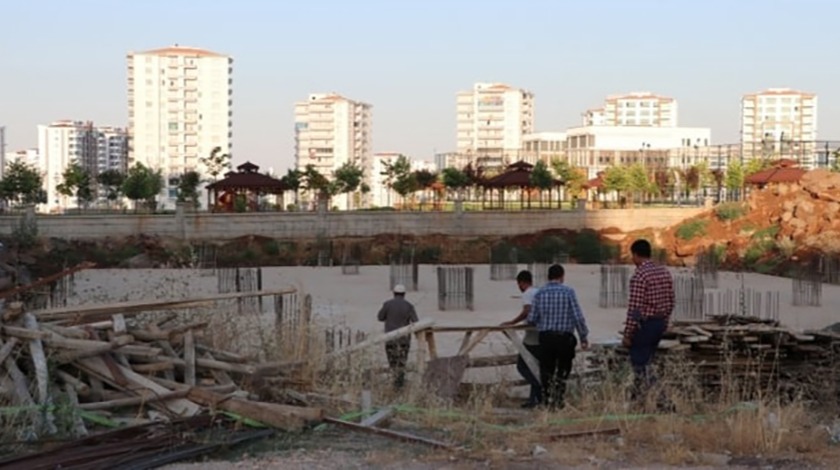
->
[538, 332, 577, 409]
[385, 338, 410, 389]
[515, 344, 543, 405]
[629, 316, 667, 401]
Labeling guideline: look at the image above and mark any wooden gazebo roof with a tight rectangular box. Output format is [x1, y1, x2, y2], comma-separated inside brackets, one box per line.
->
[481, 160, 562, 188]
[745, 160, 806, 186]
[583, 171, 605, 189]
[206, 162, 288, 193]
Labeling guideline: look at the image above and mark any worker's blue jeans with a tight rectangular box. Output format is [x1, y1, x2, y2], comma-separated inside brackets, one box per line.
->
[629, 315, 667, 400]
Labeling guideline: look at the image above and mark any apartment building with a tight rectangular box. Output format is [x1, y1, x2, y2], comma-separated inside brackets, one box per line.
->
[522, 132, 567, 165]
[583, 92, 678, 127]
[456, 82, 534, 169]
[96, 127, 129, 174]
[127, 45, 233, 209]
[741, 88, 818, 166]
[564, 125, 711, 178]
[294, 93, 373, 210]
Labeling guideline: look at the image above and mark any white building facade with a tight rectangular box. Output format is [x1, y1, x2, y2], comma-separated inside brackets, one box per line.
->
[36, 121, 97, 211]
[127, 45, 233, 209]
[583, 92, 677, 127]
[456, 82, 534, 168]
[294, 93, 373, 210]
[741, 88, 818, 166]
[522, 132, 567, 164]
[564, 125, 711, 177]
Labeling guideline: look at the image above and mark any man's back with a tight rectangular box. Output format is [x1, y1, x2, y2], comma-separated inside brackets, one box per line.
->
[629, 261, 675, 320]
[378, 297, 418, 332]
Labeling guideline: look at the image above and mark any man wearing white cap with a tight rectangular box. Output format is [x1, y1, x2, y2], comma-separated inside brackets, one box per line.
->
[377, 284, 419, 389]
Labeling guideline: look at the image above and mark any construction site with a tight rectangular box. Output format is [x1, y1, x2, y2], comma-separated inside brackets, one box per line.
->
[2, 172, 840, 468]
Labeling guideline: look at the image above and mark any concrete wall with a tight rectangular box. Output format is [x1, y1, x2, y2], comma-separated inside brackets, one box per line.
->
[0, 207, 705, 241]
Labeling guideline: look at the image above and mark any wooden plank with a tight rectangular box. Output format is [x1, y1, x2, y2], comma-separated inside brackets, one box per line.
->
[79, 390, 190, 411]
[0, 337, 19, 365]
[458, 329, 491, 356]
[429, 325, 527, 333]
[203, 353, 234, 386]
[326, 319, 435, 358]
[33, 288, 298, 321]
[184, 330, 196, 386]
[360, 407, 394, 427]
[457, 332, 473, 355]
[112, 314, 127, 334]
[187, 387, 323, 431]
[63, 383, 89, 437]
[24, 313, 57, 434]
[324, 417, 452, 449]
[55, 370, 90, 396]
[424, 331, 438, 360]
[76, 356, 201, 416]
[467, 354, 518, 368]
[547, 427, 621, 441]
[501, 330, 540, 384]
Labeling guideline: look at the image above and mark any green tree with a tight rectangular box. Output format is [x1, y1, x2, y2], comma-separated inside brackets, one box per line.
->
[529, 160, 553, 207]
[57, 162, 94, 209]
[441, 167, 470, 201]
[280, 168, 302, 207]
[551, 159, 585, 201]
[602, 165, 630, 205]
[626, 163, 651, 205]
[176, 170, 201, 205]
[652, 168, 673, 198]
[412, 169, 438, 209]
[122, 163, 163, 211]
[745, 158, 771, 176]
[96, 169, 125, 206]
[332, 161, 364, 209]
[0, 160, 46, 207]
[301, 164, 331, 208]
[199, 146, 231, 182]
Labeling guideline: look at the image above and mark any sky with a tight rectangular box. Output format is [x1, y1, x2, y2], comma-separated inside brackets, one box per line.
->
[1, 0, 838, 172]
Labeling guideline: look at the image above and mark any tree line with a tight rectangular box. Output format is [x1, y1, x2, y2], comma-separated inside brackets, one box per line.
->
[0, 147, 232, 211]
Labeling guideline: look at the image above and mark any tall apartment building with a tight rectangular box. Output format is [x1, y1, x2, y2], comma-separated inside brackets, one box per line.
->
[37, 121, 97, 211]
[456, 82, 534, 168]
[35, 121, 129, 211]
[740, 88, 818, 165]
[583, 92, 677, 127]
[294, 93, 373, 210]
[127, 45, 233, 208]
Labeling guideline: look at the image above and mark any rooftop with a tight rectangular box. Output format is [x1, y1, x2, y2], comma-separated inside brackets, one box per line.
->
[134, 45, 227, 58]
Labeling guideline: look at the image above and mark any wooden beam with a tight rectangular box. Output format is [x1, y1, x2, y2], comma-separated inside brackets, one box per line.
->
[183, 330, 196, 386]
[502, 330, 540, 384]
[187, 387, 323, 432]
[429, 325, 527, 333]
[466, 354, 519, 368]
[324, 417, 452, 449]
[326, 319, 435, 358]
[360, 407, 394, 427]
[547, 427, 621, 441]
[0, 262, 95, 300]
[457, 329, 491, 356]
[32, 288, 298, 322]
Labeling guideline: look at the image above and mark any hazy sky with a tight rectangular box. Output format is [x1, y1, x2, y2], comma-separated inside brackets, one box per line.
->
[1, 0, 837, 172]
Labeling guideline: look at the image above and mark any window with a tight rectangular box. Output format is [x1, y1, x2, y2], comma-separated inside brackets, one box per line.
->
[168, 122, 178, 131]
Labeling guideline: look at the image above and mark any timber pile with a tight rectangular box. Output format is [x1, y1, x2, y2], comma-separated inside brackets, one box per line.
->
[0, 296, 324, 441]
[657, 315, 840, 393]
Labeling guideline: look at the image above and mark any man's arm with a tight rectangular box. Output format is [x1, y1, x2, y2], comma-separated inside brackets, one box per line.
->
[377, 303, 387, 322]
[409, 304, 419, 323]
[623, 274, 645, 345]
[501, 305, 530, 326]
[568, 290, 590, 349]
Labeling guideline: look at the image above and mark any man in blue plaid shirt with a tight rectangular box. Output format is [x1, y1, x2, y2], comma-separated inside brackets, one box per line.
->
[527, 264, 589, 409]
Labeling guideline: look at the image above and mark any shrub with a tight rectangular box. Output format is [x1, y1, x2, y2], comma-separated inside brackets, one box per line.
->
[676, 220, 708, 241]
[715, 202, 746, 221]
[753, 225, 780, 241]
[570, 230, 602, 264]
[264, 239, 281, 256]
[529, 236, 568, 263]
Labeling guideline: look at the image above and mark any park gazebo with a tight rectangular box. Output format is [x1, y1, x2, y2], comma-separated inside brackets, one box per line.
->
[745, 159, 807, 190]
[206, 162, 289, 212]
[479, 160, 563, 210]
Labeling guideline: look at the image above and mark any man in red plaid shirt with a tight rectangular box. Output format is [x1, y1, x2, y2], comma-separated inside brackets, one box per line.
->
[622, 239, 674, 400]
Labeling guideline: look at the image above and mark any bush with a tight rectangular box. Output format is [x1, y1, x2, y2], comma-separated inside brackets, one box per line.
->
[570, 230, 602, 264]
[264, 239, 281, 256]
[676, 220, 708, 241]
[715, 202, 746, 221]
[753, 225, 780, 241]
[528, 236, 568, 263]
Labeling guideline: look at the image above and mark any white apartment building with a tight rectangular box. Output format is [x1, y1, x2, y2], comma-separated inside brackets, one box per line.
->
[3, 148, 40, 171]
[741, 88, 818, 165]
[583, 92, 678, 127]
[37, 121, 97, 211]
[564, 125, 711, 177]
[522, 132, 567, 164]
[127, 45, 233, 209]
[370, 153, 436, 208]
[35, 122, 130, 212]
[294, 93, 373, 210]
[456, 82, 534, 168]
[96, 127, 129, 174]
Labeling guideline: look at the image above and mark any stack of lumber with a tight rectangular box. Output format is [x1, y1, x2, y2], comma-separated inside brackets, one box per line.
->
[656, 315, 840, 391]
[0, 294, 324, 440]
